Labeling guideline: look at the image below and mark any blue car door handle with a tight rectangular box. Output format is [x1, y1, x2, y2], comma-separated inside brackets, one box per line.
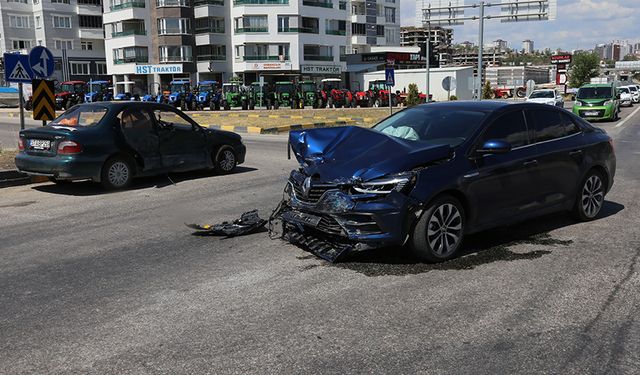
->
[523, 160, 538, 167]
[569, 150, 583, 157]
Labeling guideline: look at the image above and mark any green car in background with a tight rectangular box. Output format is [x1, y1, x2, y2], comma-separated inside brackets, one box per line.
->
[572, 83, 620, 121]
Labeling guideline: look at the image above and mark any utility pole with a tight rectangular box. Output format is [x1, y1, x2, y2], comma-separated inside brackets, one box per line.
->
[425, 22, 431, 102]
[420, 0, 557, 101]
[477, 1, 484, 100]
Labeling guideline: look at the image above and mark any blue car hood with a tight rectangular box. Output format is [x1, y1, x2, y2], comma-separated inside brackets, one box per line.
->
[289, 126, 452, 182]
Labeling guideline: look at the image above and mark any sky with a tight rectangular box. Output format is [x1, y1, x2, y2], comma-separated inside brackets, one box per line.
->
[400, 0, 640, 51]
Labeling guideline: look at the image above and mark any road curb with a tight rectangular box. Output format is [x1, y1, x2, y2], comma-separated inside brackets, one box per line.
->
[0, 169, 47, 188]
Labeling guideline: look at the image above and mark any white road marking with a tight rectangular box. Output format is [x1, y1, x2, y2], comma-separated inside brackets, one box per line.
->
[615, 105, 640, 128]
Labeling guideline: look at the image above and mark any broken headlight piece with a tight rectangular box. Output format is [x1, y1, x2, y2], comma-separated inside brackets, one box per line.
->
[353, 172, 415, 195]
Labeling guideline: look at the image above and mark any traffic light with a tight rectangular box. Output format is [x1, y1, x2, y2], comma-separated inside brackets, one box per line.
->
[419, 42, 439, 67]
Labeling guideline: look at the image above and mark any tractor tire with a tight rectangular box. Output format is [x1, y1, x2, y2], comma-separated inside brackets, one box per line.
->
[209, 101, 215, 111]
[249, 100, 255, 110]
[501, 93, 509, 99]
[223, 101, 230, 111]
[241, 101, 248, 111]
[327, 98, 333, 108]
[290, 100, 295, 110]
[274, 101, 280, 110]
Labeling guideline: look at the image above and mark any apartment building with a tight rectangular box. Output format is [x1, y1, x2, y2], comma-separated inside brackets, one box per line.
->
[0, 0, 107, 83]
[103, 0, 399, 93]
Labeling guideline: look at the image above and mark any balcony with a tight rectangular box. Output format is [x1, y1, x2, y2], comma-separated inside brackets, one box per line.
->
[235, 27, 268, 33]
[194, 0, 223, 4]
[158, 28, 191, 35]
[326, 29, 346, 36]
[304, 55, 333, 61]
[110, 0, 145, 11]
[156, 0, 190, 7]
[112, 29, 146, 38]
[302, 0, 332, 8]
[197, 54, 226, 61]
[195, 26, 225, 34]
[234, 0, 287, 4]
[241, 55, 290, 61]
[114, 56, 149, 64]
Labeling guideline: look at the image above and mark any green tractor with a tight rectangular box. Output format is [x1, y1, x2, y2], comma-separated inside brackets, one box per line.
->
[221, 82, 254, 110]
[250, 82, 272, 109]
[299, 81, 320, 108]
[273, 81, 304, 110]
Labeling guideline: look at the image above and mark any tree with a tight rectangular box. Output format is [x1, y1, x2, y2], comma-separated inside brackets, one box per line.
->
[482, 81, 493, 99]
[623, 54, 638, 61]
[568, 52, 600, 88]
[405, 83, 420, 106]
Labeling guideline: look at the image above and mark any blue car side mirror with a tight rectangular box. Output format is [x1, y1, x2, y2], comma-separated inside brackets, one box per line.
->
[477, 139, 512, 155]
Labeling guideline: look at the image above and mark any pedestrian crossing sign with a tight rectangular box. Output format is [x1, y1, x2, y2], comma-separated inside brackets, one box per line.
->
[3, 53, 33, 83]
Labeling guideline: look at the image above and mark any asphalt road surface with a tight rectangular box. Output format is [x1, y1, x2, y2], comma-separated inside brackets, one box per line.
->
[1, 106, 639, 373]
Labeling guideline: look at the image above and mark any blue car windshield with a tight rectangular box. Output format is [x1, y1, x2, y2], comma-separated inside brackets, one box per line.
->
[372, 106, 487, 147]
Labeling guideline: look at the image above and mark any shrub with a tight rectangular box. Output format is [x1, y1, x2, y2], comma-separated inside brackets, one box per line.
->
[405, 83, 420, 107]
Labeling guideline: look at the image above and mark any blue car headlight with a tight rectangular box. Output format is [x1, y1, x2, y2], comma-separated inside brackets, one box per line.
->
[317, 191, 355, 213]
[353, 172, 414, 195]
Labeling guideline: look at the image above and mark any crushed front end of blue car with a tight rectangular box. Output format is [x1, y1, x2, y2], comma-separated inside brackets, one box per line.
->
[271, 126, 452, 262]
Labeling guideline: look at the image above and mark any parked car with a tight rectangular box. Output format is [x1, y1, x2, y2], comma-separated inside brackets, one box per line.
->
[572, 83, 619, 121]
[526, 89, 564, 107]
[15, 102, 246, 189]
[617, 87, 634, 107]
[279, 101, 615, 262]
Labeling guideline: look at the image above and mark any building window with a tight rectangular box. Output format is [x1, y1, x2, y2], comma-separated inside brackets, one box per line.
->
[79, 15, 103, 28]
[159, 45, 192, 62]
[35, 16, 41, 28]
[11, 40, 32, 50]
[51, 0, 71, 3]
[8, 0, 28, 3]
[194, 17, 224, 33]
[157, 18, 191, 35]
[78, 0, 102, 5]
[277, 16, 289, 32]
[352, 23, 365, 36]
[96, 62, 107, 75]
[53, 15, 72, 28]
[9, 15, 33, 28]
[376, 25, 385, 36]
[234, 16, 268, 33]
[384, 7, 396, 23]
[113, 46, 149, 64]
[156, 0, 190, 6]
[55, 39, 73, 50]
[70, 62, 90, 75]
[303, 44, 333, 61]
[81, 41, 93, 50]
[196, 45, 226, 61]
[33, 0, 40, 4]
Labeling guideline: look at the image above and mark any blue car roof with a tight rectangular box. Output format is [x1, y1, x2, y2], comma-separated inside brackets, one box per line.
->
[170, 80, 190, 84]
[198, 81, 218, 85]
[90, 81, 109, 84]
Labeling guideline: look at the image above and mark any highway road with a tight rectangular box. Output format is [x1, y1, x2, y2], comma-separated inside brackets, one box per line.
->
[0, 105, 639, 373]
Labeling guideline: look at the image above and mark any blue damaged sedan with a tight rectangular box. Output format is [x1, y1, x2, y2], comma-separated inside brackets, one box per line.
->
[277, 101, 616, 262]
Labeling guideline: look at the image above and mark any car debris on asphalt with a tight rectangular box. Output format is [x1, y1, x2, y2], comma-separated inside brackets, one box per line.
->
[186, 210, 266, 237]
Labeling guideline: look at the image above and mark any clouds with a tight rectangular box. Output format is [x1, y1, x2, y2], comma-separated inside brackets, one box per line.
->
[400, 0, 640, 51]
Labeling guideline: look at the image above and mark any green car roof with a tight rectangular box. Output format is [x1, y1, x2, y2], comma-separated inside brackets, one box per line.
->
[580, 83, 613, 88]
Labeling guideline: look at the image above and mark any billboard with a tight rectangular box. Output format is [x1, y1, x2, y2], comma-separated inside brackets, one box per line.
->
[421, 0, 466, 26]
[500, 0, 557, 22]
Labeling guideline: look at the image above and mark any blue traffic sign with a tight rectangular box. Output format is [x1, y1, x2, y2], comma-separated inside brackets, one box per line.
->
[3, 53, 33, 83]
[385, 67, 395, 87]
[29, 46, 54, 78]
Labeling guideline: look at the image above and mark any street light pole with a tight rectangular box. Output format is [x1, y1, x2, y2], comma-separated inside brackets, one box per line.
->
[425, 22, 431, 102]
[477, 1, 484, 100]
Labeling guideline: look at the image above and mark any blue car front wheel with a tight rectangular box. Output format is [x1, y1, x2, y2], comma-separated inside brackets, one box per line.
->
[411, 195, 466, 263]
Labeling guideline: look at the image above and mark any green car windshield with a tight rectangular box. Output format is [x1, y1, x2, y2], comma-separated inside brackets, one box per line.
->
[301, 83, 316, 92]
[578, 87, 613, 100]
[276, 84, 294, 94]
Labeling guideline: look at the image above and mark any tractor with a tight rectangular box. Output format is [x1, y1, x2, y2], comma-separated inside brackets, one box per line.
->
[167, 79, 196, 110]
[272, 81, 304, 110]
[367, 80, 396, 107]
[196, 80, 222, 111]
[84, 81, 112, 103]
[319, 78, 351, 108]
[55, 81, 86, 110]
[299, 81, 320, 108]
[249, 82, 272, 109]
[221, 82, 253, 110]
